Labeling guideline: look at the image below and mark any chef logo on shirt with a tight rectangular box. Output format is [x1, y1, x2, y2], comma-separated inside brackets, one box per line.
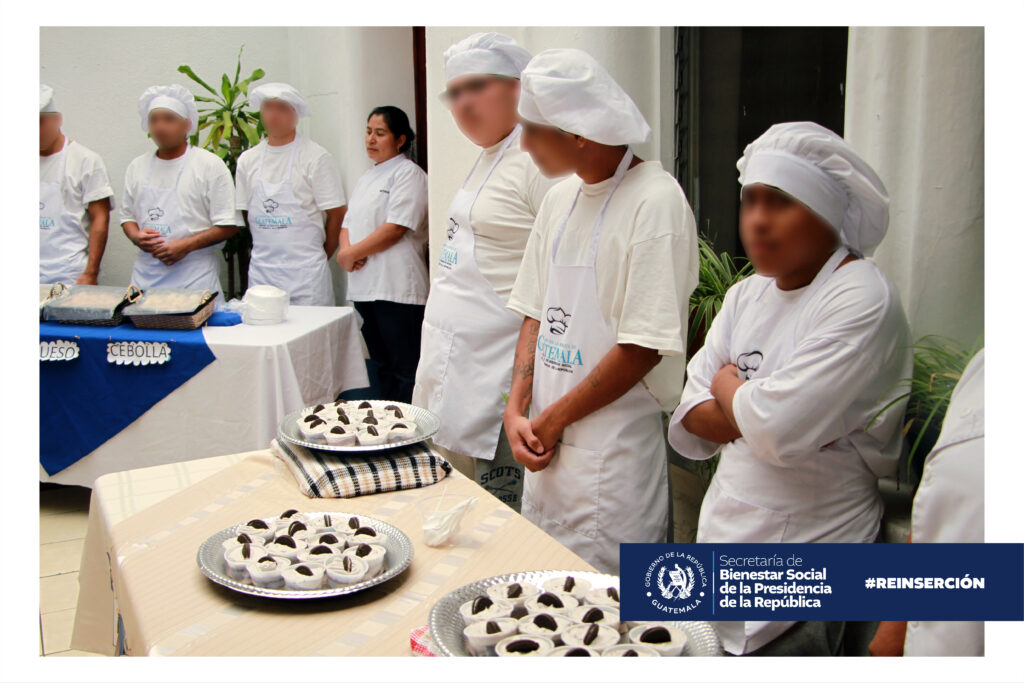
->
[438, 218, 460, 270]
[642, 551, 708, 616]
[546, 307, 571, 335]
[253, 198, 293, 229]
[446, 217, 460, 241]
[736, 351, 764, 379]
[537, 307, 583, 373]
[143, 207, 171, 236]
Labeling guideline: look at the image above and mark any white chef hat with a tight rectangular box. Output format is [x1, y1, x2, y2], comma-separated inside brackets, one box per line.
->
[138, 84, 199, 134]
[40, 84, 58, 113]
[443, 32, 532, 85]
[249, 82, 310, 118]
[737, 121, 890, 257]
[517, 48, 651, 146]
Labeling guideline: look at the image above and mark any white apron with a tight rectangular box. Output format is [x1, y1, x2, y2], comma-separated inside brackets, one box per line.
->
[412, 126, 523, 461]
[521, 150, 669, 575]
[698, 245, 859, 654]
[39, 140, 89, 284]
[246, 141, 334, 306]
[130, 146, 223, 298]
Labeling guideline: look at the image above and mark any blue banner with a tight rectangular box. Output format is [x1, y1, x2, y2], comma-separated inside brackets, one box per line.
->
[619, 543, 1024, 622]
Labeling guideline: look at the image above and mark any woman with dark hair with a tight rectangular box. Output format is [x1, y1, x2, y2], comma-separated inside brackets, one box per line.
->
[337, 106, 428, 403]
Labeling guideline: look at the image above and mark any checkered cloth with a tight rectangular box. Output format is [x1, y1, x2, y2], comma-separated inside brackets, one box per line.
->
[410, 625, 439, 656]
[271, 438, 451, 498]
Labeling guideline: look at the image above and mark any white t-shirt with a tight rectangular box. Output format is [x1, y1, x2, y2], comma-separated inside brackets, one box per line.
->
[343, 154, 430, 305]
[39, 140, 115, 232]
[119, 146, 238, 233]
[508, 160, 700, 411]
[904, 349, 984, 656]
[235, 136, 346, 228]
[462, 132, 561, 303]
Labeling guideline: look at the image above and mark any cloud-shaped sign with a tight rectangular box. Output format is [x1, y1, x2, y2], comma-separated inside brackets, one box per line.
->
[263, 198, 280, 214]
[546, 307, 571, 335]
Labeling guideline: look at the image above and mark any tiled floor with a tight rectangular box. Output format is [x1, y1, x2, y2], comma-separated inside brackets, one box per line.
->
[39, 484, 106, 657]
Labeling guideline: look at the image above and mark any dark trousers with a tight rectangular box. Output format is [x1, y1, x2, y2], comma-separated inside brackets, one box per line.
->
[353, 300, 424, 404]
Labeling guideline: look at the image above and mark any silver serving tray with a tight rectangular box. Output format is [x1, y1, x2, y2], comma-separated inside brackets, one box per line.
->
[429, 570, 723, 656]
[277, 400, 440, 454]
[196, 512, 413, 599]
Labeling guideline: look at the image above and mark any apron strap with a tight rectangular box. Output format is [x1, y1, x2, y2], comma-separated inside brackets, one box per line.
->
[144, 144, 191, 189]
[257, 137, 299, 185]
[552, 148, 634, 266]
[460, 124, 522, 222]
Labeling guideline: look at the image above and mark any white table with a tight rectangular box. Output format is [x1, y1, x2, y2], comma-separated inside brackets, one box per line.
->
[41, 306, 369, 487]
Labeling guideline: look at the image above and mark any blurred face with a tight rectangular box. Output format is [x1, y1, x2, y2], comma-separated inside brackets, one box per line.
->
[519, 120, 580, 177]
[39, 113, 63, 152]
[365, 114, 405, 163]
[260, 99, 298, 138]
[739, 183, 839, 280]
[147, 109, 190, 149]
[444, 75, 520, 147]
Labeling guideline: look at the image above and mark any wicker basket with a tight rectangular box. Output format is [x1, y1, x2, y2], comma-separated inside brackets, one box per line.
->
[46, 285, 142, 326]
[127, 293, 218, 330]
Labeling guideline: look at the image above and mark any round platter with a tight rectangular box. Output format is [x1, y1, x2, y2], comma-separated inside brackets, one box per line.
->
[196, 512, 413, 599]
[278, 400, 440, 454]
[428, 569, 724, 656]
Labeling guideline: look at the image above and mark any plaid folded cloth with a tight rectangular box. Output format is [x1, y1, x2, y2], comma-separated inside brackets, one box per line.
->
[410, 625, 439, 656]
[271, 438, 451, 498]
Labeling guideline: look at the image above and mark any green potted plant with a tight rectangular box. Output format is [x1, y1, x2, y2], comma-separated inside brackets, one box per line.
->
[177, 46, 265, 300]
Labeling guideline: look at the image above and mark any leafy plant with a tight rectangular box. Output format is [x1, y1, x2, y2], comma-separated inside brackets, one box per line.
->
[870, 334, 983, 483]
[177, 46, 265, 299]
[687, 234, 754, 356]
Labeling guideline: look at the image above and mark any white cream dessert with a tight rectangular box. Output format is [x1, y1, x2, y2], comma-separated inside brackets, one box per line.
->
[281, 519, 314, 544]
[311, 531, 345, 550]
[265, 534, 303, 562]
[569, 605, 621, 632]
[298, 415, 331, 438]
[352, 401, 375, 419]
[247, 554, 289, 589]
[463, 618, 518, 656]
[487, 581, 541, 608]
[561, 623, 621, 653]
[347, 525, 386, 547]
[300, 404, 327, 417]
[602, 643, 661, 657]
[305, 513, 339, 533]
[382, 403, 407, 419]
[459, 595, 514, 626]
[543, 575, 591, 599]
[272, 509, 306, 532]
[357, 425, 387, 446]
[338, 515, 367, 535]
[224, 542, 261, 582]
[525, 591, 579, 615]
[627, 624, 687, 656]
[325, 554, 371, 587]
[386, 422, 416, 443]
[324, 423, 357, 446]
[584, 586, 621, 608]
[517, 612, 572, 644]
[238, 518, 275, 542]
[495, 635, 555, 657]
[297, 544, 339, 565]
[221, 532, 266, 553]
[282, 562, 325, 590]
[341, 543, 387, 576]
[548, 645, 600, 657]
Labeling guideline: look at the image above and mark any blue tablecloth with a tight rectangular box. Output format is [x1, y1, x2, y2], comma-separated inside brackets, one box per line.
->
[39, 322, 217, 475]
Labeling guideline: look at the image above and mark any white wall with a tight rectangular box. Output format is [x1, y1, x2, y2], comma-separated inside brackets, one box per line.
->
[845, 27, 984, 345]
[423, 27, 677, 279]
[40, 26, 416, 302]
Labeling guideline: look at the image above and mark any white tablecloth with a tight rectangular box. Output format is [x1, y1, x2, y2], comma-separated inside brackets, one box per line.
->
[41, 306, 369, 487]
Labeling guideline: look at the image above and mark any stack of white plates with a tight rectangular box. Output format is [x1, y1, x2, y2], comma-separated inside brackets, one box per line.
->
[241, 285, 289, 325]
